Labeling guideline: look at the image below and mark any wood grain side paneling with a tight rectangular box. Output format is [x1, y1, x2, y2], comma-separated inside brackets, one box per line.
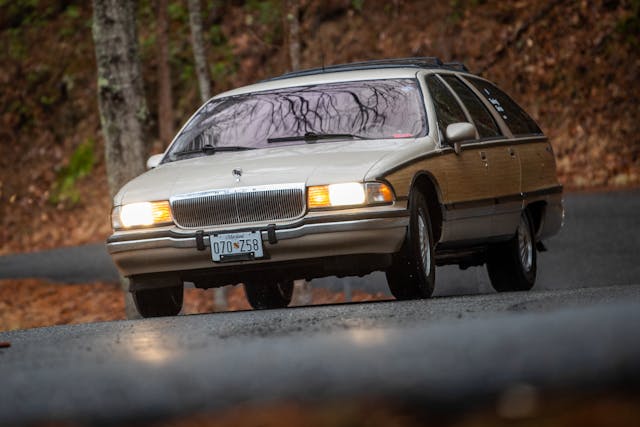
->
[486, 145, 520, 199]
[517, 141, 560, 194]
[384, 146, 513, 205]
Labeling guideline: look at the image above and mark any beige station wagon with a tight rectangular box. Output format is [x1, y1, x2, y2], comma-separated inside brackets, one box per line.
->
[107, 58, 563, 318]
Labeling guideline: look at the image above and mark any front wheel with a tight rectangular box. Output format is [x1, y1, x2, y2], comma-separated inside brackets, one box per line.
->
[486, 210, 537, 292]
[131, 284, 184, 318]
[244, 280, 294, 310]
[386, 191, 435, 300]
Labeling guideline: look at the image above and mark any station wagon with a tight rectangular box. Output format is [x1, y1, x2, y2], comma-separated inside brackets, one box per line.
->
[107, 58, 563, 317]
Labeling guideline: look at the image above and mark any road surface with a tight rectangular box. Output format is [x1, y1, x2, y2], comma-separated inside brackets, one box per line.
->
[1, 286, 639, 425]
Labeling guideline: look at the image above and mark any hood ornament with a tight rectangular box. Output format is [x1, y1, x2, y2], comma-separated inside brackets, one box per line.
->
[232, 168, 242, 182]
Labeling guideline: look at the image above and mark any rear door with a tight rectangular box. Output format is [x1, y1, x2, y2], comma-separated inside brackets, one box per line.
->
[466, 77, 558, 199]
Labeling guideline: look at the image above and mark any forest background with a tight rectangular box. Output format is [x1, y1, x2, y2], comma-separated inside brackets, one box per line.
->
[0, 0, 638, 256]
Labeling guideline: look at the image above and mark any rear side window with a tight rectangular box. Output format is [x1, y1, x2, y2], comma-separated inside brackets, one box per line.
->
[441, 75, 501, 139]
[468, 77, 542, 136]
[424, 75, 468, 138]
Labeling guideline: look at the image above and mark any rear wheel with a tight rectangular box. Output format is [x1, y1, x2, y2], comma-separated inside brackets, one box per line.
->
[244, 280, 294, 309]
[486, 210, 537, 292]
[386, 191, 435, 300]
[132, 284, 184, 318]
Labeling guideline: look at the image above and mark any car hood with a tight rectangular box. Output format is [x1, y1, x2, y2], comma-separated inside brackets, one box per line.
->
[115, 139, 410, 205]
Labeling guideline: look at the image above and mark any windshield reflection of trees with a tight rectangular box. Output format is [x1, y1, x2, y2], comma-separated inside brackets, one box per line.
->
[172, 79, 425, 157]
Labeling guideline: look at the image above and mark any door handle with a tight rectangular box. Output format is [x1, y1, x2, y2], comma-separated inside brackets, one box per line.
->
[508, 147, 516, 158]
[479, 151, 488, 168]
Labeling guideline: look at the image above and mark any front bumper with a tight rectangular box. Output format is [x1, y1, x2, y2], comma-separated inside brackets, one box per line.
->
[107, 206, 409, 278]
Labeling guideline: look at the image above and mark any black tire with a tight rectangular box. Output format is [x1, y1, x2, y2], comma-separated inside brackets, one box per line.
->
[132, 284, 184, 318]
[386, 191, 436, 300]
[486, 210, 537, 292]
[244, 280, 294, 310]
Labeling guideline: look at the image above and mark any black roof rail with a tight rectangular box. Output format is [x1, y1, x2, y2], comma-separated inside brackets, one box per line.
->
[443, 62, 469, 72]
[264, 57, 470, 81]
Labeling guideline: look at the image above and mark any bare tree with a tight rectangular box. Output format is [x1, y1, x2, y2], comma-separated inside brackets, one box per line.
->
[188, 0, 211, 103]
[92, 0, 150, 319]
[157, 0, 175, 145]
[92, 0, 149, 198]
[286, 0, 301, 71]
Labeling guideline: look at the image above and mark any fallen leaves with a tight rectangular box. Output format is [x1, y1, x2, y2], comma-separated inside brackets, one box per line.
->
[0, 279, 390, 332]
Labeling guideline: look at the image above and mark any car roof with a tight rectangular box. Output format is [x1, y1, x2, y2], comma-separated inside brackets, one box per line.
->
[268, 57, 469, 80]
[214, 57, 472, 99]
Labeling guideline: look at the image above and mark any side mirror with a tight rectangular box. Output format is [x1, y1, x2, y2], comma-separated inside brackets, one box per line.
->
[146, 154, 164, 170]
[445, 122, 475, 154]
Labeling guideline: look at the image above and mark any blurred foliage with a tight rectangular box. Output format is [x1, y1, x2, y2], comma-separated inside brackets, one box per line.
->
[6, 28, 26, 60]
[617, 0, 640, 45]
[245, 0, 281, 26]
[168, 1, 188, 21]
[245, 0, 282, 44]
[351, 0, 365, 12]
[50, 138, 95, 206]
[0, 0, 41, 28]
[449, 0, 486, 22]
[208, 24, 237, 82]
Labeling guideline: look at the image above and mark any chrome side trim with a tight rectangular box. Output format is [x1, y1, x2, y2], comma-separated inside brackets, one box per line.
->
[106, 216, 409, 254]
[443, 184, 563, 212]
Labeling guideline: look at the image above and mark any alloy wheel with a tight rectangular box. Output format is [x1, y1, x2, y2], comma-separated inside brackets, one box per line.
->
[517, 215, 533, 272]
[417, 211, 431, 275]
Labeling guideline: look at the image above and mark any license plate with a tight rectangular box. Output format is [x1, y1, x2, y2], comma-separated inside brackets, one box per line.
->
[210, 231, 264, 262]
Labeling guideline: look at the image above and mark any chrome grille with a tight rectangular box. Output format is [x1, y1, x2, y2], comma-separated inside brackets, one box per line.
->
[170, 184, 305, 228]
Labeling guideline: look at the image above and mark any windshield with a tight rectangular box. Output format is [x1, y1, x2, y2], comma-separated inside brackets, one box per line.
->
[164, 78, 427, 162]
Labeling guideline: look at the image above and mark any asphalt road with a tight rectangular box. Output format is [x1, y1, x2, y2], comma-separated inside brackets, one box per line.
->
[0, 190, 639, 425]
[1, 286, 639, 426]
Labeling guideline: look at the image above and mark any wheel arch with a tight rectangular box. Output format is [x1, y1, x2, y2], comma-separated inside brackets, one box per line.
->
[409, 172, 444, 244]
[525, 200, 547, 237]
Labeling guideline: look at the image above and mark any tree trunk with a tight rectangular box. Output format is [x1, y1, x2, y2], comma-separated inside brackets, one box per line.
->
[286, 0, 301, 71]
[157, 0, 174, 146]
[92, 0, 149, 198]
[188, 0, 211, 103]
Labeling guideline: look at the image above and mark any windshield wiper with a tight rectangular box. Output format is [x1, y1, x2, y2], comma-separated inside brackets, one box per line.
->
[172, 144, 255, 157]
[268, 132, 370, 144]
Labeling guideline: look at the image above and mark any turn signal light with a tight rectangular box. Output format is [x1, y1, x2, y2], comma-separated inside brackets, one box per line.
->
[307, 185, 331, 209]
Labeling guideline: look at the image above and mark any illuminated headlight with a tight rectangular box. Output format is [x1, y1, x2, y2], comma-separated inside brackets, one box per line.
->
[111, 201, 173, 229]
[307, 182, 394, 209]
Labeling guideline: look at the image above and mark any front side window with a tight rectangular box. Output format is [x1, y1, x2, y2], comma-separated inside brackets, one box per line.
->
[424, 74, 468, 139]
[468, 77, 542, 136]
[164, 78, 427, 162]
[441, 75, 501, 139]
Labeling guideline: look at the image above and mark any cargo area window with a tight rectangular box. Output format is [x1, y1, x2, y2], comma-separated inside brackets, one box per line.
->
[468, 77, 542, 136]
